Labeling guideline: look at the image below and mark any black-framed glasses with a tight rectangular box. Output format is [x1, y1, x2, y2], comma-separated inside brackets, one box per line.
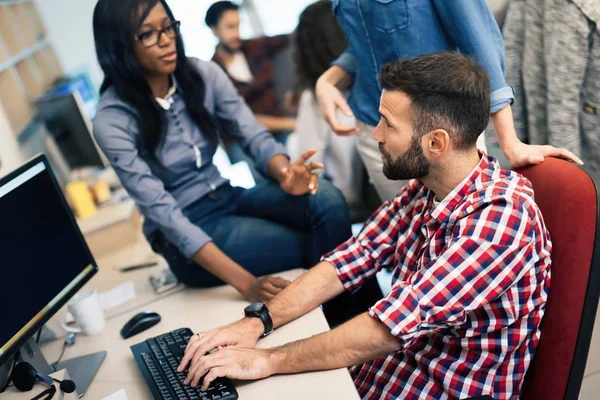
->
[134, 20, 181, 48]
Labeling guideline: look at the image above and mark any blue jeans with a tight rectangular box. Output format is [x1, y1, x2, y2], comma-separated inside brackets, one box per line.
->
[151, 179, 351, 287]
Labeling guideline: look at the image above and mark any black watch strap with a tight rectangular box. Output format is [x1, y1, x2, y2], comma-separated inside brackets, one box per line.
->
[245, 303, 273, 337]
[257, 311, 273, 337]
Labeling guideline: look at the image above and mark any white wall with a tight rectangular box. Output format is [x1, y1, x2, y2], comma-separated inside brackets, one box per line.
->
[34, 0, 103, 88]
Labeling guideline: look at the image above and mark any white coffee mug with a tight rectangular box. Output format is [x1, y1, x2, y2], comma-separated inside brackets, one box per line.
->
[61, 289, 105, 335]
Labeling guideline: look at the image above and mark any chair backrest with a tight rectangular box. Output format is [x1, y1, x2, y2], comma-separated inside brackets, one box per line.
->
[515, 157, 600, 399]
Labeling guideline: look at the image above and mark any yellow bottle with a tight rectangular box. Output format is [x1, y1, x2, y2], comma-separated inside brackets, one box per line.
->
[66, 181, 97, 218]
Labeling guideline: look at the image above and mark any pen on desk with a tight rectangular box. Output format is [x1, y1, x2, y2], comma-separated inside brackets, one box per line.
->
[118, 262, 159, 273]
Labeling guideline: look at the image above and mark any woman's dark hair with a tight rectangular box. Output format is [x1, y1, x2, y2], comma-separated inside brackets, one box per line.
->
[293, 0, 347, 98]
[93, 0, 219, 164]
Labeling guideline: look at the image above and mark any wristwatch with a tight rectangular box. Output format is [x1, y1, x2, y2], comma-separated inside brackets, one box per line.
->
[244, 302, 273, 337]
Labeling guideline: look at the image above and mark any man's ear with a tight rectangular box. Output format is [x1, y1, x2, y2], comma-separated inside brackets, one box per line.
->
[423, 129, 450, 157]
[211, 26, 219, 37]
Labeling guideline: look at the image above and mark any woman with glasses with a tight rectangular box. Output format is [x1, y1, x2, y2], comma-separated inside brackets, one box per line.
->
[91, 0, 352, 303]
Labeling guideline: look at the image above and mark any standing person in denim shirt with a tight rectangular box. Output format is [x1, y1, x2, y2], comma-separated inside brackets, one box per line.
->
[316, 0, 583, 202]
[91, 0, 353, 304]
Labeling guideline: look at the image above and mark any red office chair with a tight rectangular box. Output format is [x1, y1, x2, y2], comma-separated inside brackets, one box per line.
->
[514, 157, 600, 399]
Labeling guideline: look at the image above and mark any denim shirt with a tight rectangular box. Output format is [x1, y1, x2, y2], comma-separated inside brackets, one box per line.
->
[332, 0, 515, 126]
[93, 58, 287, 258]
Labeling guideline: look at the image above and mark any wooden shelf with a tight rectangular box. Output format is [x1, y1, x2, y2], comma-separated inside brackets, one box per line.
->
[0, 0, 60, 136]
[0, 68, 33, 134]
[0, 40, 6, 64]
[25, 1, 45, 40]
[0, 39, 48, 72]
[34, 44, 62, 87]
[0, 5, 24, 56]
[10, 3, 37, 48]
[16, 58, 43, 99]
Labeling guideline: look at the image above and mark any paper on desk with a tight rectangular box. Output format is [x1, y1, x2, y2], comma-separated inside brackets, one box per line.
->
[102, 389, 128, 400]
[99, 281, 136, 310]
[66, 282, 136, 323]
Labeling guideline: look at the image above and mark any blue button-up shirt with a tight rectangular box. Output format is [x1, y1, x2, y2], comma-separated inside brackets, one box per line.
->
[332, 0, 514, 126]
[93, 58, 287, 258]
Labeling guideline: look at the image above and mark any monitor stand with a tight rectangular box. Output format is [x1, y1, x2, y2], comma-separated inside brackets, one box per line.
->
[19, 337, 106, 397]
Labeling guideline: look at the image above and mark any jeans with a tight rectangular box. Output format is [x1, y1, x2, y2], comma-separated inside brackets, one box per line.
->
[151, 179, 351, 287]
[151, 179, 383, 326]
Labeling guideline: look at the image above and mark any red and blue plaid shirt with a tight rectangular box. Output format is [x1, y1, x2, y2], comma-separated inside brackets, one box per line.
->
[323, 154, 552, 400]
[212, 35, 290, 118]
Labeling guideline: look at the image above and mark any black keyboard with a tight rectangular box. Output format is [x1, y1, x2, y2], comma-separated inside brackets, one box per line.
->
[131, 328, 238, 400]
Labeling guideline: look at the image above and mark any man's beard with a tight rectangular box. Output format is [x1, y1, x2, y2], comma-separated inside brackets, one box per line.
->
[219, 41, 241, 54]
[379, 137, 431, 180]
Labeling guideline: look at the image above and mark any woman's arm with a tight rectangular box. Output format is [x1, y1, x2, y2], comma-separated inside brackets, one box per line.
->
[192, 243, 289, 301]
[206, 61, 288, 177]
[315, 65, 357, 136]
[255, 115, 296, 133]
[433, 0, 582, 166]
[492, 105, 582, 166]
[93, 104, 287, 301]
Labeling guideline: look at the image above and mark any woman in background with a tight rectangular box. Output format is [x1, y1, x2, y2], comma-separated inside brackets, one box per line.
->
[91, 0, 351, 303]
[288, 0, 363, 208]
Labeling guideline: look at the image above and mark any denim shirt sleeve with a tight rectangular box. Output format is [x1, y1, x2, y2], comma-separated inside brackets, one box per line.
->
[204, 61, 287, 175]
[332, 50, 357, 79]
[432, 0, 515, 113]
[93, 104, 211, 258]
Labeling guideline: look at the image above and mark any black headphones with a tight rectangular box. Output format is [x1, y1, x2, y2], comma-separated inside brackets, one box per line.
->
[11, 362, 76, 399]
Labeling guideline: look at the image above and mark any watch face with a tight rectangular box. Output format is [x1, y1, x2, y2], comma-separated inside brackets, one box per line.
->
[245, 302, 265, 313]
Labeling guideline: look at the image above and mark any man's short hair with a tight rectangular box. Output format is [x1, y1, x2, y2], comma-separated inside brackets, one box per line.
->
[205, 1, 239, 27]
[379, 52, 491, 150]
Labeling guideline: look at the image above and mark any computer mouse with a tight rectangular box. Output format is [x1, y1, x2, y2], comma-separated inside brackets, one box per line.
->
[120, 311, 161, 339]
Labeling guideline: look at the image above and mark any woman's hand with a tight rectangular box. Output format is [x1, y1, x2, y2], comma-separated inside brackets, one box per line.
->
[315, 70, 358, 136]
[503, 140, 583, 168]
[491, 106, 583, 168]
[244, 276, 291, 302]
[279, 149, 324, 196]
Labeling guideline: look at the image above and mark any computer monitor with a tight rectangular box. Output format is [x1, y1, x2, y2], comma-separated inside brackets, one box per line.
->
[35, 92, 108, 170]
[0, 155, 104, 394]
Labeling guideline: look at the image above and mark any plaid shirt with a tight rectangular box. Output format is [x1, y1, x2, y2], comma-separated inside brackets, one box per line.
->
[323, 154, 552, 400]
[212, 35, 290, 117]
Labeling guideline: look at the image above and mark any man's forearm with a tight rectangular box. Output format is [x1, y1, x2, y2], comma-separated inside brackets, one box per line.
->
[318, 65, 353, 90]
[269, 313, 400, 374]
[266, 261, 345, 329]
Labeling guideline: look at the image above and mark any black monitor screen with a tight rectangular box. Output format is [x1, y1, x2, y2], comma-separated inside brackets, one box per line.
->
[0, 157, 97, 365]
[35, 93, 105, 170]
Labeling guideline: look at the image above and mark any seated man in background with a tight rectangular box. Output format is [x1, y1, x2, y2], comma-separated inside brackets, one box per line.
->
[177, 52, 553, 399]
[206, 1, 296, 136]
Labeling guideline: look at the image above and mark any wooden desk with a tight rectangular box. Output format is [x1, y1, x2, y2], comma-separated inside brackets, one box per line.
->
[8, 234, 360, 400]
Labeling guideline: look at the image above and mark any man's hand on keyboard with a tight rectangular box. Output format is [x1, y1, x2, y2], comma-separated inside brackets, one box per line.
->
[184, 347, 274, 391]
[178, 317, 263, 374]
